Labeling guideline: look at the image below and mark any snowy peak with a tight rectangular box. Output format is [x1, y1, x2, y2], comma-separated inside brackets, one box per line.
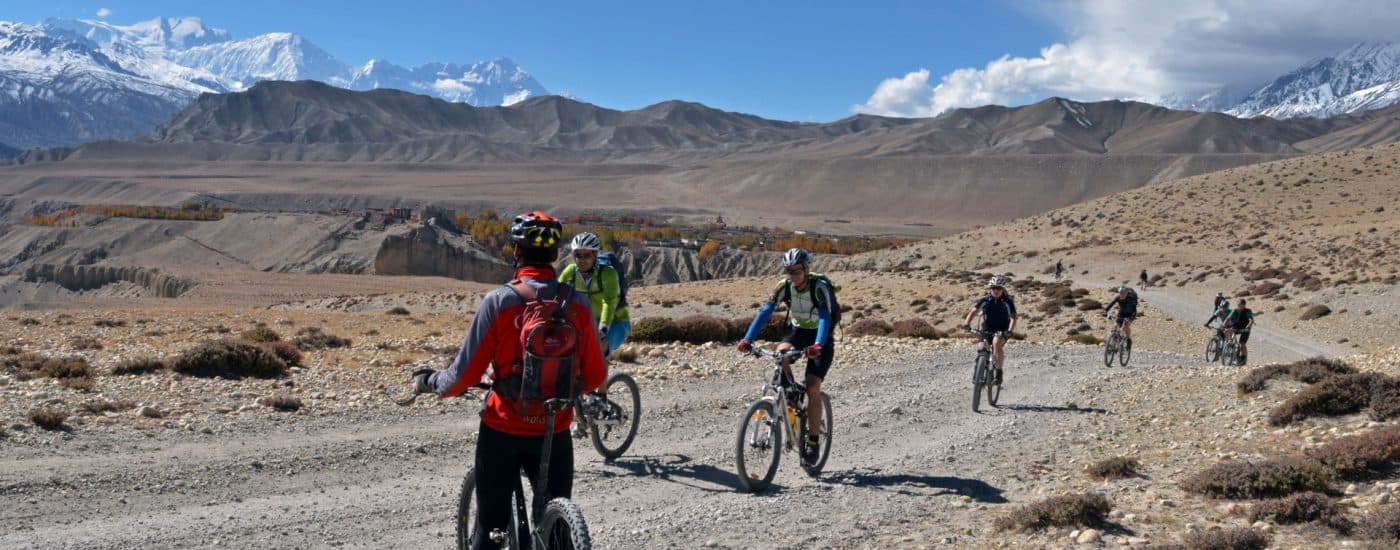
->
[44, 17, 232, 52]
[173, 32, 350, 88]
[347, 56, 547, 106]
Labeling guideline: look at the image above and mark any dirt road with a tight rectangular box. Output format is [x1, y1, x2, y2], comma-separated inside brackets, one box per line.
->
[3, 342, 1196, 549]
[1139, 286, 1340, 364]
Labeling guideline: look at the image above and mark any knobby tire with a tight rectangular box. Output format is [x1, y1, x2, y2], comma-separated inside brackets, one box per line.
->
[540, 498, 593, 550]
[735, 399, 781, 493]
[588, 373, 642, 460]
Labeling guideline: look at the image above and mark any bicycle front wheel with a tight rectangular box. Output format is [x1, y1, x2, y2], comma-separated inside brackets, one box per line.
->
[1103, 336, 1117, 368]
[802, 392, 833, 477]
[456, 469, 478, 550]
[735, 399, 781, 493]
[972, 353, 988, 412]
[1119, 338, 1131, 367]
[1206, 336, 1221, 362]
[539, 497, 592, 550]
[1220, 342, 1235, 366]
[589, 373, 642, 461]
[987, 367, 1001, 408]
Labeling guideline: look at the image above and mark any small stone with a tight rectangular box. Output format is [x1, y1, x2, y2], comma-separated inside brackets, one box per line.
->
[889, 406, 903, 415]
[1251, 521, 1273, 533]
[1076, 529, 1101, 543]
[1378, 493, 1392, 505]
[703, 540, 718, 548]
[1346, 483, 1359, 495]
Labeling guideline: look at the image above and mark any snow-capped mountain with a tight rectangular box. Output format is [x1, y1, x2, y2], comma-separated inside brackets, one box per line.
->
[0, 21, 199, 149]
[0, 16, 549, 149]
[348, 58, 546, 106]
[1162, 43, 1400, 119]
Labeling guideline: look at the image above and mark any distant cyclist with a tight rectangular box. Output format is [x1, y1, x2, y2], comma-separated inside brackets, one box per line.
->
[559, 232, 630, 358]
[1223, 298, 1256, 364]
[1212, 292, 1226, 309]
[963, 276, 1017, 386]
[1103, 285, 1139, 350]
[1205, 298, 1231, 329]
[737, 248, 835, 466]
[1139, 270, 1149, 289]
[1055, 260, 1064, 280]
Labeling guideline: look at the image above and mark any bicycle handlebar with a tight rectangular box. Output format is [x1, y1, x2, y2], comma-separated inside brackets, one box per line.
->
[966, 327, 1009, 338]
[749, 347, 805, 362]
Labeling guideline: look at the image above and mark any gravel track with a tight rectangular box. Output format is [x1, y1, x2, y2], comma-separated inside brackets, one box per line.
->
[2, 342, 1198, 549]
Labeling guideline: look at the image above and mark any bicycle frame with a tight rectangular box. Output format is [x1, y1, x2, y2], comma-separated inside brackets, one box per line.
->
[750, 349, 807, 453]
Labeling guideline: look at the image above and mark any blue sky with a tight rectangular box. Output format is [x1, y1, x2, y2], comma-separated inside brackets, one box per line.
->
[11, 0, 1059, 121]
[11, 1, 1400, 120]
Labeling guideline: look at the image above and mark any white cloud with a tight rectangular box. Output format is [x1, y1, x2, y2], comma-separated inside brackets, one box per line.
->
[96, 8, 112, 18]
[856, 0, 1400, 117]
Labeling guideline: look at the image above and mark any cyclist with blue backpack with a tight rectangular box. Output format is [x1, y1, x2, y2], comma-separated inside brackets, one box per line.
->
[559, 232, 631, 357]
[737, 248, 838, 465]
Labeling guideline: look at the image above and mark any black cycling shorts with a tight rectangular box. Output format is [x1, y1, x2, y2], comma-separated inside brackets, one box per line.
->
[979, 322, 1010, 345]
[1234, 329, 1251, 344]
[473, 422, 573, 550]
[782, 327, 835, 380]
[1115, 311, 1137, 325]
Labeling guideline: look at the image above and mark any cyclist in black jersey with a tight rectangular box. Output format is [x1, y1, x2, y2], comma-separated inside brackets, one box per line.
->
[963, 276, 1017, 385]
[1103, 285, 1139, 349]
[1224, 298, 1256, 364]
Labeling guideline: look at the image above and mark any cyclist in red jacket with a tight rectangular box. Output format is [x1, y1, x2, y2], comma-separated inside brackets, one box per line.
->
[412, 211, 606, 550]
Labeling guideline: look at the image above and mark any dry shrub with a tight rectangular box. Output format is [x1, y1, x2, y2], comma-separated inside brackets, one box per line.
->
[729, 316, 785, 342]
[1237, 357, 1354, 394]
[19, 318, 41, 326]
[1088, 456, 1139, 480]
[1076, 298, 1102, 310]
[112, 357, 165, 376]
[674, 315, 731, 344]
[1178, 528, 1271, 550]
[846, 318, 893, 337]
[29, 407, 68, 431]
[169, 339, 288, 379]
[68, 336, 103, 350]
[81, 399, 137, 415]
[258, 341, 304, 367]
[293, 327, 352, 351]
[613, 347, 639, 363]
[1300, 304, 1332, 320]
[93, 319, 127, 328]
[1066, 334, 1102, 345]
[630, 317, 681, 343]
[1308, 426, 1400, 480]
[0, 344, 22, 355]
[386, 306, 411, 316]
[1036, 301, 1063, 315]
[993, 492, 1111, 532]
[1268, 372, 1391, 426]
[1371, 377, 1400, 421]
[239, 325, 282, 343]
[1248, 492, 1351, 533]
[1181, 457, 1332, 499]
[260, 395, 303, 412]
[1359, 504, 1400, 542]
[59, 376, 95, 392]
[39, 357, 91, 379]
[891, 318, 941, 339]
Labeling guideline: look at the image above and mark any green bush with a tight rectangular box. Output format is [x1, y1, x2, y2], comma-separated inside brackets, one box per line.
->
[993, 492, 1111, 532]
[169, 339, 288, 379]
[1181, 457, 1333, 499]
[630, 317, 681, 343]
[674, 315, 730, 344]
[846, 318, 893, 337]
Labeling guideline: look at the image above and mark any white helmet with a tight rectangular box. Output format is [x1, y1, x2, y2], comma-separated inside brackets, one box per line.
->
[570, 232, 601, 252]
[987, 276, 1009, 289]
[782, 248, 812, 268]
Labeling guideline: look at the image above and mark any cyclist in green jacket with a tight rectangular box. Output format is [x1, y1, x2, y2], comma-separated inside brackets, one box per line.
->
[559, 232, 631, 357]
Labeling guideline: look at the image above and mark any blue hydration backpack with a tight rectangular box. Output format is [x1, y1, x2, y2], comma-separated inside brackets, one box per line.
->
[596, 251, 630, 308]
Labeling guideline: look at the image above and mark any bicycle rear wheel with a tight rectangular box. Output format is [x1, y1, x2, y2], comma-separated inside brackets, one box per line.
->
[589, 373, 642, 461]
[539, 497, 592, 550]
[801, 392, 833, 477]
[735, 399, 781, 493]
[972, 353, 988, 412]
[986, 367, 1001, 407]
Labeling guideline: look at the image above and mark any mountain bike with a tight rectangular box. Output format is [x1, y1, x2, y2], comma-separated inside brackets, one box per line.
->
[1220, 330, 1247, 366]
[452, 384, 593, 550]
[968, 328, 1006, 412]
[1103, 317, 1131, 367]
[734, 347, 833, 493]
[1205, 327, 1226, 363]
[573, 372, 641, 461]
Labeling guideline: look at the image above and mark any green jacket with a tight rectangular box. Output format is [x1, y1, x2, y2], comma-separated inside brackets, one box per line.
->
[558, 263, 628, 325]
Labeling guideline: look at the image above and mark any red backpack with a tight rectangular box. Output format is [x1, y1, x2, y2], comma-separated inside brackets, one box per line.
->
[499, 280, 582, 414]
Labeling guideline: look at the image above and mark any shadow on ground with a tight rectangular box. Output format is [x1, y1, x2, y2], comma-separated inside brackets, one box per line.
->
[820, 467, 1008, 503]
[998, 403, 1110, 414]
[585, 454, 788, 495]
